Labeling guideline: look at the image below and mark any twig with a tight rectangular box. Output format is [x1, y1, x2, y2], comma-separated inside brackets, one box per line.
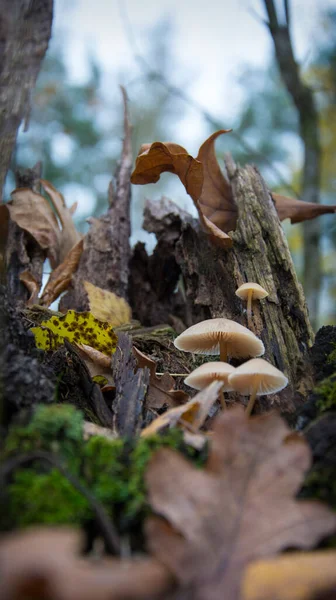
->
[0, 450, 121, 556]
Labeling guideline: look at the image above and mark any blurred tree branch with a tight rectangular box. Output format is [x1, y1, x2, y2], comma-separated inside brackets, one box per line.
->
[264, 0, 321, 328]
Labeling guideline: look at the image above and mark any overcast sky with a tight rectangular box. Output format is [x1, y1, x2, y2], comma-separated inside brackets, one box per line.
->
[54, 0, 336, 145]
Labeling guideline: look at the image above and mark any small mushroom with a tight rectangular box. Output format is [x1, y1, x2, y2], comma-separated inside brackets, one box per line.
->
[235, 283, 268, 328]
[228, 357, 288, 417]
[184, 361, 236, 410]
[174, 317, 264, 363]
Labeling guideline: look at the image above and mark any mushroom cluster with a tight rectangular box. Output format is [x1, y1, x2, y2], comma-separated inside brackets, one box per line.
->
[174, 283, 288, 417]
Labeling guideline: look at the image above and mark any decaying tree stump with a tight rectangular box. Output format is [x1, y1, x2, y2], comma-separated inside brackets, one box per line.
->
[129, 159, 314, 418]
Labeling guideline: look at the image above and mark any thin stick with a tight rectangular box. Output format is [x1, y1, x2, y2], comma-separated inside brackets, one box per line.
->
[219, 339, 228, 362]
[245, 377, 259, 417]
[219, 387, 227, 410]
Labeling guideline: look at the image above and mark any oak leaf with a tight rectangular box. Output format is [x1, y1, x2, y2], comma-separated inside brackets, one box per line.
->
[0, 527, 174, 600]
[145, 409, 336, 600]
[131, 132, 233, 248]
[133, 346, 189, 410]
[84, 280, 132, 326]
[196, 130, 237, 232]
[242, 551, 336, 600]
[141, 380, 222, 437]
[272, 192, 336, 224]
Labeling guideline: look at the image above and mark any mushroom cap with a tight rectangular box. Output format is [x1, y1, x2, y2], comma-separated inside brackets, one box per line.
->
[185, 361, 236, 391]
[235, 282, 269, 301]
[228, 358, 288, 396]
[174, 318, 265, 358]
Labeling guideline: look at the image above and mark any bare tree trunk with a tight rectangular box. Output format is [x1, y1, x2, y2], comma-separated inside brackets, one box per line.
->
[263, 0, 321, 329]
[0, 0, 53, 202]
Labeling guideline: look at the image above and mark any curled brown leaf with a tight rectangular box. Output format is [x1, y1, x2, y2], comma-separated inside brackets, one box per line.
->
[146, 408, 336, 600]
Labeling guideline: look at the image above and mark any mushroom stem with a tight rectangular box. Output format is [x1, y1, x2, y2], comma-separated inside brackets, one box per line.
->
[245, 375, 260, 417]
[219, 340, 228, 362]
[219, 386, 226, 410]
[247, 290, 253, 329]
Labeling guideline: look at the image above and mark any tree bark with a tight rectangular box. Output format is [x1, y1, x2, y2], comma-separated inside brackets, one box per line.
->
[0, 0, 53, 202]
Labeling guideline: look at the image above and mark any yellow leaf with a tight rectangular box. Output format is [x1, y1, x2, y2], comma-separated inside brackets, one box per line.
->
[242, 551, 336, 600]
[30, 310, 117, 356]
[84, 280, 131, 326]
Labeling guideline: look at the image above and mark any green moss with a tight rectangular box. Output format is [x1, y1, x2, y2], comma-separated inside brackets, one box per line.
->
[2, 410, 207, 535]
[3, 404, 84, 470]
[4, 468, 88, 530]
[315, 374, 336, 415]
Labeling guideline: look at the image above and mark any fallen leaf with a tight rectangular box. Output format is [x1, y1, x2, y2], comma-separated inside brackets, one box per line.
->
[196, 130, 237, 232]
[272, 193, 336, 224]
[141, 380, 222, 437]
[19, 269, 41, 305]
[133, 346, 189, 409]
[242, 551, 336, 600]
[7, 183, 81, 269]
[40, 179, 81, 265]
[40, 239, 84, 307]
[76, 343, 114, 385]
[7, 188, 61, 266]
[84, 280, 132, 326]
[131, 133, 233, 248]
[0, 527, 175, 600]
[30, 310, 117, 356]
[145, 408, 336, 600]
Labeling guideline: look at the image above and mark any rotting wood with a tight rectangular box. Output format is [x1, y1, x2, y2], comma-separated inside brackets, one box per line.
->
[111, 333, 150, 436]
[130, 160, 314, 417]
[60, 87, 132, 311]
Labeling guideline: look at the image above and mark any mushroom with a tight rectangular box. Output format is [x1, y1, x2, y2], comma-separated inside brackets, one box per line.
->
[228, 357, 288, 417]
[184, 361, 236, 410]
[235, 283, 268, 328]
[174, 317, 265, 363]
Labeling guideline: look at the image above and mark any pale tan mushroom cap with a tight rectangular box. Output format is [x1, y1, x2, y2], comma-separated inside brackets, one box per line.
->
[174, 318, 265, 358]
[185, 361, 236, 391]
[235, 282, 269, 301]
[228, 358, 288, 396]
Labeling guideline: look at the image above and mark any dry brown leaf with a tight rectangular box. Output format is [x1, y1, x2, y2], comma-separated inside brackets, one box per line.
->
[19, 269, 41, 305]
[196, 130, 237, 232]
[84, 280, 132, 326]
[131, 133, 233, 248]
[133, 346, 189, 409]
[7, 188, 61, 266]
[76, 342, 114, 385]
[145, 408, 336, 600]
[40, 239, 84, 307]
[272, 192, 336, 224]
[141, 380, 222, 437]
[40, 179, 81, 265]
[242, 551, 336, 600]
[0, 527, 175, 600]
